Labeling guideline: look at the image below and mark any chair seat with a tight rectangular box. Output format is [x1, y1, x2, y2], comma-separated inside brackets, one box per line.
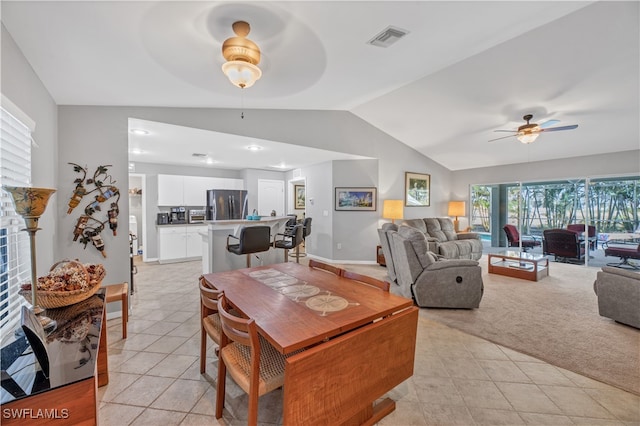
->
[604, 246, 640, 259]
[220, 335, 286, 396]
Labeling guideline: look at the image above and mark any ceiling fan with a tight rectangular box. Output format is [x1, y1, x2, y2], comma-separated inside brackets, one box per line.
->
[489, 114, 578, 144]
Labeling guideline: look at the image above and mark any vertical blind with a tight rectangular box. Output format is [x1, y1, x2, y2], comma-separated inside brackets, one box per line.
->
[0, 105, 32, 338]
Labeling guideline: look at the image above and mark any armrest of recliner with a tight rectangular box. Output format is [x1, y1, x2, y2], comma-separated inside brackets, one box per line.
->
[425, 259, 479, 271]
[457, 233, 480, 240]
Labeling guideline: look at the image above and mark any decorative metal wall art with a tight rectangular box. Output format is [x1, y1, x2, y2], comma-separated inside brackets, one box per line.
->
[67, 163, 120, 257]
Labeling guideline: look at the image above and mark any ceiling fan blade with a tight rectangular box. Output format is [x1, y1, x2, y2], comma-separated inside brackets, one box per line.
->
[539, 119, 560, 128]
[539, 124, 578, 132]
[488, 134, 517, 142]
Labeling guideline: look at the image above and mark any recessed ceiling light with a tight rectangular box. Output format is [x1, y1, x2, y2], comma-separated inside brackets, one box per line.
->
[131, 148, 143, 155]
[270, 163, 287, 169]
[247, 145, 263, 151]
[206, 158, 218, 165]
[130, 129, 149, 135]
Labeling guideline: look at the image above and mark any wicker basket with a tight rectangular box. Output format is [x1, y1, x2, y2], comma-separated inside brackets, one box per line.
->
[20, 260, 105, 309]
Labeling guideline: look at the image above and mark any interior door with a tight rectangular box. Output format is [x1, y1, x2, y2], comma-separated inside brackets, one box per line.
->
[258, 179, 285, 216]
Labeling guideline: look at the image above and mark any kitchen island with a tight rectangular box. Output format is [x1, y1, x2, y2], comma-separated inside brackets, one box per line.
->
[202, 216, 291, 273]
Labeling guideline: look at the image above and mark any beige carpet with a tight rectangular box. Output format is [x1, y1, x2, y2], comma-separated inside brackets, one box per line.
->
[340, 257, 640, 396]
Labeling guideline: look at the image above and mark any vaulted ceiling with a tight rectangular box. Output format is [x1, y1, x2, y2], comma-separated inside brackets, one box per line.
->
[2, 1, 638, 171]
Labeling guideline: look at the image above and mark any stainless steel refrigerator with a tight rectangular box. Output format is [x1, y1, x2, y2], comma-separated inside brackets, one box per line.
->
[206, 189, 248, 220]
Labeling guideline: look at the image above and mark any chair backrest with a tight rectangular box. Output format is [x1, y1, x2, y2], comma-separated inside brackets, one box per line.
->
[308, 259, 344, 276]
[503, 224, 520, 244]
[236, 226, 272, 254]
[302, 217, 312, 238]
[277, 224, 304, 249]
[543, 229, 584, 258]
[199, 281, 222, 314]
[568, 223, 596, 238]
[217, 294, 260, 355]
[342, 270, 389, 291]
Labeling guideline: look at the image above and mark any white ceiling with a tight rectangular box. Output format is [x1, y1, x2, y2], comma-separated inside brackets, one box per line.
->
[2, 1, 639, 171]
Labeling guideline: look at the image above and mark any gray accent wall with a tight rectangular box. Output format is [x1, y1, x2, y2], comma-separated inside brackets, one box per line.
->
[1, 25, 58, 272]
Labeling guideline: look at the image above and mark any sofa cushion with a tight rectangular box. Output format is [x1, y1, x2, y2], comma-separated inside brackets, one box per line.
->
[397, 226, 436, 268]
[402, 219, 427, 234]
[425, 218, 458, 242]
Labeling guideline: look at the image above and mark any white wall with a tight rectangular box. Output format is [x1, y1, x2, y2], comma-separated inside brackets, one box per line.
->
[1, 25, 58, 272]
[332, 159, 379, 261]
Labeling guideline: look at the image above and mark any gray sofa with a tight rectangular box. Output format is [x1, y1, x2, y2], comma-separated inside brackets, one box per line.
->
[593, 266, 640, 328]
[402, 218, 482, 260]
[388, 225, 483, 308]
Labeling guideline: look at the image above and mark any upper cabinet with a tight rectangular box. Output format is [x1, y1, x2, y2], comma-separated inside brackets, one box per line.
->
[157, 174, 245, 206]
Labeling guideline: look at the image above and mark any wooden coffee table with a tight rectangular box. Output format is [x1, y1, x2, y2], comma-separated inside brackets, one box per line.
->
[488, 250, 549, 281]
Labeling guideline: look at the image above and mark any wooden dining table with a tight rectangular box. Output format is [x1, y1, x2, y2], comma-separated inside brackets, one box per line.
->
[201, 262, 419, 426]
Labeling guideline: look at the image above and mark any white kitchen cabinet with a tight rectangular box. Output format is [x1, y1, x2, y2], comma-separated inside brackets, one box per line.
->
[158, 174, 245, 206]
[158, 225, 207, 263]
[157, 175, 185, 206]
[186, 226, 207, 257]
[184, 176, 210, 206]
[158, 226, 187, 262]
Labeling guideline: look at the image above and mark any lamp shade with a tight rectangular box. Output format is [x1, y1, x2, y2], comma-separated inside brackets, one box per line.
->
[221, 21, 262, 89]
[383, 200, 404, 222]
[517, 133, 539, 144]
[448, 201, 465, 217]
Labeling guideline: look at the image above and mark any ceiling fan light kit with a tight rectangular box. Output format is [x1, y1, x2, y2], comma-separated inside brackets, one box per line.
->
[221, 21, 262, 89]
[489, 113, 578, 144]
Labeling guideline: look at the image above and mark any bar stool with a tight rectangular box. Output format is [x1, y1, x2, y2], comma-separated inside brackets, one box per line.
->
[291, 217, 312, 260]
[105, 282, 128, 339]
[273, 224, 304, 263]
[226, 226, 272, 268]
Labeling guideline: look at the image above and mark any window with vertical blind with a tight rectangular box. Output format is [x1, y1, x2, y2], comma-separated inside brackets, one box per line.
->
[0, 101, 33, 339]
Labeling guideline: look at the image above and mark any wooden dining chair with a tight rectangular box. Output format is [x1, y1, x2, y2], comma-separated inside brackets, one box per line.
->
[342, 270, 390, 292]
[216, 294, 287, 426]
[308, 259, 344, 276]
[199, 280, 222, 374]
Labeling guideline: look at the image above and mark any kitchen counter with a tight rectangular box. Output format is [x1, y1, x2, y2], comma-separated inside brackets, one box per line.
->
[156, 222, 206, 227]
[204, 216, 291, 273]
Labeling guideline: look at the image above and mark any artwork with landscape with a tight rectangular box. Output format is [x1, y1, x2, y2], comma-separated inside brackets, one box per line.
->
[405, 172, 430, 206]
[335, 187, 377, 211]
[295, 185, 305, 209]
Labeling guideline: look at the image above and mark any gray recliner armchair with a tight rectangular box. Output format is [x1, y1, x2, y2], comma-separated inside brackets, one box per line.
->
[593, 266, 640, 328]
[389, 225, 483, 308]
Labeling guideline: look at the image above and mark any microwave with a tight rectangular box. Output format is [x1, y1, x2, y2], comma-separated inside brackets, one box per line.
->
[188, 209, 206, 224]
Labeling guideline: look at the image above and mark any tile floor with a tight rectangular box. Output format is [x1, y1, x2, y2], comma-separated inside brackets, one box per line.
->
[98, 259, 640, 425]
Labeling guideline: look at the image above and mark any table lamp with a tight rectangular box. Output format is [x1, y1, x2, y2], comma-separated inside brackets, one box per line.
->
[3, 186, 56, 319]
[383, 199, 403, 223]
[448, 201, 465, 232]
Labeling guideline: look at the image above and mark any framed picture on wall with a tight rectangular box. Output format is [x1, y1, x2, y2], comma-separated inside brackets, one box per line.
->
[335, 187, 377, 211]
[294, 185, 305, 209]
[405, 172, 430, 206]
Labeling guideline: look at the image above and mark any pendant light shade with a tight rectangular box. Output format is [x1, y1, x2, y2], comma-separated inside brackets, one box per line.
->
[221, 21, 262, 89]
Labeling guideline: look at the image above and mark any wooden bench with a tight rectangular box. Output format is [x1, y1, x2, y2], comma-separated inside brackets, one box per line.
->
[105, 282, 128, 338]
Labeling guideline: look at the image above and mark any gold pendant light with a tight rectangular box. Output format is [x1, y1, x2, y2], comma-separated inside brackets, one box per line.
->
[221, 21, 262, 89]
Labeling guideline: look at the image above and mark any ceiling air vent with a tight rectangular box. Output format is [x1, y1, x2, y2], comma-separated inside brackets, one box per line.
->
[367, 26, 409, 48]
[192, 153, 207, 157]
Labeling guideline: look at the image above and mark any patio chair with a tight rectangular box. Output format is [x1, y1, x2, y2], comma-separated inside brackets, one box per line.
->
[543, 229, 585, 263]
[604, 243, 640, 270]
[567, 224, 597, 250]
[503, 224, 541, 252]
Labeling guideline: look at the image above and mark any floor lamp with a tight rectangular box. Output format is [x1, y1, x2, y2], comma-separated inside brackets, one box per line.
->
[3, 186, 56, 324]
